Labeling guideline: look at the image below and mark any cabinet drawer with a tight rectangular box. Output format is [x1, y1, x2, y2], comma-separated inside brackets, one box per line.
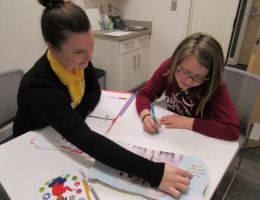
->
[120, 34, 150, 54]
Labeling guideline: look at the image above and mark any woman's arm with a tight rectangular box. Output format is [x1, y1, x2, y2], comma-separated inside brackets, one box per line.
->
[29, 77, 192, 194]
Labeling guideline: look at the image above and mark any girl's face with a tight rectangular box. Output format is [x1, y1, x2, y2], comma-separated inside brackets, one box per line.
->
[175, 55, 209, 90]
[50, 30, 95, 71]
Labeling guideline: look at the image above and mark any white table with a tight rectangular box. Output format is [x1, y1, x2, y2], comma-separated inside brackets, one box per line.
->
[106, 102, 240, 200]
[0, 99, 239, 200]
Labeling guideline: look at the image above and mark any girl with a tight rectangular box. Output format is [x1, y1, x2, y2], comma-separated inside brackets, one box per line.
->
[136, 33, 240, 141]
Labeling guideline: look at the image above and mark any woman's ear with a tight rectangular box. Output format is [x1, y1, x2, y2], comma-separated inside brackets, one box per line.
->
[46, 41, 53, 49]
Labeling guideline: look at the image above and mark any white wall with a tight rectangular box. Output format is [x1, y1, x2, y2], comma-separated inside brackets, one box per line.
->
[0, 0, 45, 72]
[0, 0, 191, 75]
[0, 0, 237, 76]
[0, 0, 112, 72]
[114, 0, 191, 76]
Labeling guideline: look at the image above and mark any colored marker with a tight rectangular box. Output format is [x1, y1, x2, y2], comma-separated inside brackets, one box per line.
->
[79, 169, 91, 200]
[150, 103, 157, 124]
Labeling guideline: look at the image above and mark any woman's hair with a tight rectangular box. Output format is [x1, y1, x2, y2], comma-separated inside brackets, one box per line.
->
[38, 0, 90, 49]
[167, 32, 224, 117]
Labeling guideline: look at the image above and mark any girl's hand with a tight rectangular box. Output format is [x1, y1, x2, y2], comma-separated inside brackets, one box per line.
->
[140, 109, 161, 134]
[143, 114, 161, 134]
[160, 115, 194, 130]
[159, 163, 193, 197]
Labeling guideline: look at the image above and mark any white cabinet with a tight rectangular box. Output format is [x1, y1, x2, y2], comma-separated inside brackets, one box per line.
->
[92, 34, 150, 91]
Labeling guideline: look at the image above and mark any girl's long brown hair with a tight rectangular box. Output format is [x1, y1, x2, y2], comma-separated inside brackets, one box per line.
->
[167, 32, 224, 117]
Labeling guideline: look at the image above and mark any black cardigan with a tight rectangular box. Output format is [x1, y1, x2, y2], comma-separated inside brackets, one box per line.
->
[13, 53, 164, 187]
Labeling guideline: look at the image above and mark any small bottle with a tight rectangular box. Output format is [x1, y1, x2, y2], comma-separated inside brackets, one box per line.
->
[108, 19, 114, 30]
[102, 14, 110, 30]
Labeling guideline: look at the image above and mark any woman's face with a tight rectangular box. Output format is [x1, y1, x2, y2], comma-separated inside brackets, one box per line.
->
[175, 55, 209, 90]
[50, 30, 95, 71]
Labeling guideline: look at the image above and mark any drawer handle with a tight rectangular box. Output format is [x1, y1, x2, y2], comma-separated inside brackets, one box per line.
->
[133, 55, 136, 69]
[137, 54, 140, 68]
[138, 38, 148, 44]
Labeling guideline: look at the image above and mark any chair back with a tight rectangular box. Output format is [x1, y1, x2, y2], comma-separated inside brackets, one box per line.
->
[223, 66, 260, 135]
[0, 69, 24, 129]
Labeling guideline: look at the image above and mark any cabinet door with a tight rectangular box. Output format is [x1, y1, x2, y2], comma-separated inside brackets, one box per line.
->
[121, 47, 149, 91]
[121, 50, 138, 91]
[135, 46, 149, 86]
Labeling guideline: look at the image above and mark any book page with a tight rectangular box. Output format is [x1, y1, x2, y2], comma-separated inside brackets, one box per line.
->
[88, 142, 208, 200]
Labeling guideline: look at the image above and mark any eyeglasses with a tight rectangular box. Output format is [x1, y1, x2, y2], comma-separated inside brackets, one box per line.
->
[176, 65, 209, 83]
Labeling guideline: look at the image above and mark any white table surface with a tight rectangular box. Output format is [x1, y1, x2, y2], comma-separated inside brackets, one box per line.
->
[0, 130, 239, 200]
[0, 98, 239, 200]
[0, 131, 145, 200]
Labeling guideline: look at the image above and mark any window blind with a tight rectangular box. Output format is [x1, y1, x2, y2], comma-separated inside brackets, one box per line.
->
[188, 0, 239, 57]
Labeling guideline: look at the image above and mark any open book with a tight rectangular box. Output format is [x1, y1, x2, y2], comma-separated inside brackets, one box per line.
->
[88, 142, 208, 200]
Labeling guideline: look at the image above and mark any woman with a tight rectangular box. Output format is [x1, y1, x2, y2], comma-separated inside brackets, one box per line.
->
[13, 0, 192, 197]
[136, 33, 240, 141]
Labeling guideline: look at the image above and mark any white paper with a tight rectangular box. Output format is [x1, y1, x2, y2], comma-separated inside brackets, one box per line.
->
[31, 91, 133, 154]
[107, 101, 196, 152]
[88, 90, 131, 120]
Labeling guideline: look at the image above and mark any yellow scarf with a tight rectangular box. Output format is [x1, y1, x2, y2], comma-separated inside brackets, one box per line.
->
[47, 49, 85, 108]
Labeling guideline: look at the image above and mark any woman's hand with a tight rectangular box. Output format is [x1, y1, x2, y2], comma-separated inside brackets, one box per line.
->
[160, 115, 194, 130]
[159, 163, 193, 198]
[140, 109, 160, 133]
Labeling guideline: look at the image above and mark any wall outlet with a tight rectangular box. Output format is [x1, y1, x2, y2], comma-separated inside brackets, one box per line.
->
[108, 3, 112, 14]
[171, 0, 177, 11]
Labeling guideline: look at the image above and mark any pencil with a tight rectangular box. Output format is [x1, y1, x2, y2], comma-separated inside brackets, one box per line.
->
[82, 179, 92, 200]
[79, 169, 92, 200]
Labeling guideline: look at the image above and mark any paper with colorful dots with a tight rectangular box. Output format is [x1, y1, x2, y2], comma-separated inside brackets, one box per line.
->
[37, 173, 90, 200]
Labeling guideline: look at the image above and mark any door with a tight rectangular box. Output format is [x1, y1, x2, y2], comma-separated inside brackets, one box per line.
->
[247, 25, 260, 147]
[248, 25, 260, 124]
[248, 25, 260, 74]
[238, 0, 260, 65]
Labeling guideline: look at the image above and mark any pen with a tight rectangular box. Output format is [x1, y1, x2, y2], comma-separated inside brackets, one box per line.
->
[88, 115, 114, 121]
[89, 184, 101, 200]
[150, 102, 157, 124]
[105, 117, 117, 135]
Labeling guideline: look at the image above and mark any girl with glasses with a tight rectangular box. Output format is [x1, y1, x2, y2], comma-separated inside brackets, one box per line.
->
[136, 33, 240, 141]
